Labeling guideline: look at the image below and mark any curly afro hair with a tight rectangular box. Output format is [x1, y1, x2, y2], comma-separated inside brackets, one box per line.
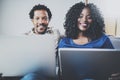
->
[29, 4, 52, 20]
[64, 2, 105, 40]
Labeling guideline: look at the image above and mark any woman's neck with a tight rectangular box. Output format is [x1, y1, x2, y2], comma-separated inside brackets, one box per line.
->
[73, 33, 90, 45]
[77, 33, 85, 38]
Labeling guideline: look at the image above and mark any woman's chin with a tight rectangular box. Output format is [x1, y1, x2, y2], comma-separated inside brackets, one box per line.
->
[78, 26, 89, 31]
[79, 28, 87, 31]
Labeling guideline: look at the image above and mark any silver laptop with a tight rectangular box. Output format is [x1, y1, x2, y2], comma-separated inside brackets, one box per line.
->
[58, 48, 120, 80]
[0, 35, 56, 76]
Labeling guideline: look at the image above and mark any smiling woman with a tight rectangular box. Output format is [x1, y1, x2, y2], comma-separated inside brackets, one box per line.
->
[58, 1, 114, 48]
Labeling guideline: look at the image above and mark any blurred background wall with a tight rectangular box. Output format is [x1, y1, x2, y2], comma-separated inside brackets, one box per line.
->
[0, 0, 120, 36]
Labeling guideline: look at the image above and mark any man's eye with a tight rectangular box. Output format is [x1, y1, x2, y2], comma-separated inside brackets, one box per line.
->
[36, 17, 39, 20]
[43, 17, 48, 20]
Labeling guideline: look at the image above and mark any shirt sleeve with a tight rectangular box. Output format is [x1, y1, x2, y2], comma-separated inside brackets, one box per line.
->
[58, 38, 63, 48]
[58, 37, 68, 48]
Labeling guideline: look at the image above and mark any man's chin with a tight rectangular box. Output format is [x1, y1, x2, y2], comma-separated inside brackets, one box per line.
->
[37, 31, 46, 34]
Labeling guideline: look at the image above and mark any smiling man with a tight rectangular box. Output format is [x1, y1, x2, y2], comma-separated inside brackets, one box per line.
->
[21, 4, 60, 80]
[25, 4, 59, 36]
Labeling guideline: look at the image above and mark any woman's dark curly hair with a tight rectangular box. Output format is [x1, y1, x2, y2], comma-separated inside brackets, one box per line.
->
[29, 4, 52, 20]
[64, 2, 105, 40]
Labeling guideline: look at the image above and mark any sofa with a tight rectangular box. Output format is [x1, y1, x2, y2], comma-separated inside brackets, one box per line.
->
[109, 36, 120, 49]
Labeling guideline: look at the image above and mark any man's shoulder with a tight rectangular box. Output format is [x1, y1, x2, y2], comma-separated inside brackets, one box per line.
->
[47, 27, 61, 38]
[24, 31, 34, 36]
[24, 27, 60, 37]
[47, 27, 60, 34]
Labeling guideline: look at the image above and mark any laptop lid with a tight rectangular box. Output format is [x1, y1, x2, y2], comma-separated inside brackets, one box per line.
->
[0, 35, 56, 76]
[58, 48, 120, 80]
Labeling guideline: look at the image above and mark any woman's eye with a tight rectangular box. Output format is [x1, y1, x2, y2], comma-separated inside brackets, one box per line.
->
[87, 16, 92, 19]
[79, 15, 83, 18]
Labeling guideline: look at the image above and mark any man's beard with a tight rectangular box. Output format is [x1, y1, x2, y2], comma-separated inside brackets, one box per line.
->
[37, 28, 47, 34]
[33, 23, 48, 34]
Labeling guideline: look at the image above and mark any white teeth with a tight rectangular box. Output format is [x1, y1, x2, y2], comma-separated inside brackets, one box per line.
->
[81, 23, 87, 26]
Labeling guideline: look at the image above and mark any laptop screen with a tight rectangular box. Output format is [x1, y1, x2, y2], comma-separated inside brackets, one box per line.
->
[0, 35, 56, 76]
[58, 48, 120, 80]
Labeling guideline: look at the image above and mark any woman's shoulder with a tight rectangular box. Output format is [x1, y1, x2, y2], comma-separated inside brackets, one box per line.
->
[98, 34, 110, 40]
[59, 36, 71, 44]
[90, 34, 110, 45]
[59, 36, 71, 41]
[100, 34, 114, 48]
[103, 34, 111, 41]
[98, 34, 111, 44]
[58, 36, 72, 48]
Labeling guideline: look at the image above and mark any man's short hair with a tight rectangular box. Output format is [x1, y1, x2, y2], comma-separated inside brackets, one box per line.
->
[29, 4, 52, 20]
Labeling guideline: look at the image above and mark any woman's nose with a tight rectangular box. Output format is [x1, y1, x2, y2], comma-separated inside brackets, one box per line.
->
[82, 16, 87, 22]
